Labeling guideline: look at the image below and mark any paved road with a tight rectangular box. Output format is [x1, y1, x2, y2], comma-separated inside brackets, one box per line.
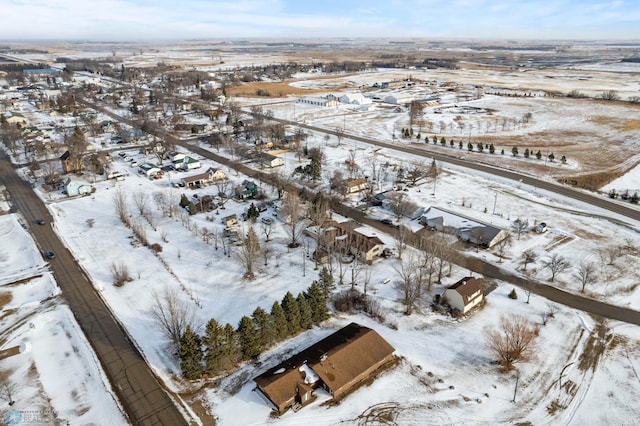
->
[85, 99, 640, 326]
[263, 115, 640, 224]
[0, 154, 188, 426]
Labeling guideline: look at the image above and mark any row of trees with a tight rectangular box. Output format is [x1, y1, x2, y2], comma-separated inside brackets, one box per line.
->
[179, 275, 333, 379]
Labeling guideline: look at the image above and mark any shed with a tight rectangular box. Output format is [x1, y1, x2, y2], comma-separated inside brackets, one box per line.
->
[64, 177, 93, 197]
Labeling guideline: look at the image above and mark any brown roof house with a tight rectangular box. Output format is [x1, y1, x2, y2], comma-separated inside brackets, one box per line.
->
[344, 178, 369, 194]
[254, 323, 395, 414]
[309, 220, 384, 264]
[444, 277, 484, 314]
[181, 167, 226, 189]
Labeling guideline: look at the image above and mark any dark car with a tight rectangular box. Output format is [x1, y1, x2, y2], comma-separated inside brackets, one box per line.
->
[36, 219, 46, 225]
[45, 250, 55, 260]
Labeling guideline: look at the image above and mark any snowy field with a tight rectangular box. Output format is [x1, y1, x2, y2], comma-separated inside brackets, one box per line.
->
[0, 214, 127, 425]
[4, 52, 640, 424]
[41, 129, 640, 424]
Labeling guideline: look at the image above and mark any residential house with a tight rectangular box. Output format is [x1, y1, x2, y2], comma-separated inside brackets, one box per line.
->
[344, 178, 369, 195]
[420, 206, 508, 248]
[444, 277, 484, 314]
[254, 323, 395, 414]
[64, 177, 93, 197]
[173, 156, 201, 171]
[235, 180, 259, 200]
[311, 220, 384, 264]
[4, 113, 28, 127]
[138, 163, 162, 178]
[222, 214, 238, 227]
[181, 167, 226, 189]
[253, 152, 284, 168]
[165, 151, 186, 163]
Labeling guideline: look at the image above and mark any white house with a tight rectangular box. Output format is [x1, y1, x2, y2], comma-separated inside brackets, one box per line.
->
[138, 163, 162, 177]
[64, 177, 93, 197]
[174, 156, 201, 170]
[420, 206, 508, 248]
[254, 152, 284, 168]
[444, 277, 484, 314]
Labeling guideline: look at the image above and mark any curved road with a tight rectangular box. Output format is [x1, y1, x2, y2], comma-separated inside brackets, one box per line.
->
[0, 154, 188, 426]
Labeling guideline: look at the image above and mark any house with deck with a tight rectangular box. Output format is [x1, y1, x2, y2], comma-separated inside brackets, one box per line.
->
[254, 323, 395, 414]
[444, 277, 484, 314]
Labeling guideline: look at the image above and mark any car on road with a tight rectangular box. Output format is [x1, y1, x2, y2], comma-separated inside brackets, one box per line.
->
[45, 250, 55, 260]
[36, 218, 45, 225]
[380, 218, 396, 227]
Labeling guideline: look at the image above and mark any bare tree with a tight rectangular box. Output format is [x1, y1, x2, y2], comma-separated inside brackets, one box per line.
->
[113, 187, 129, 224]
[512, 218, 529, 240]
[281, 190, 306, 248]
[237, 225, 260, 279]
[150, 287, 199, 349]
[520, 248, 538, 271]
[485, 314, 539, 370]
[0, 370, 17, 406]
[494, 233, 513, 262]
[215, 179, 232, 209]
[405, 161, 429, 186]
[393, 253, 423, 315]
[334, 127, 344, 146]
[408, 100, 423, 130]
[260, 242, 272, 266]
[542, 253, 571, 282]
[132, 191, 149, 216]
[386, 191, 412, 222]
[394, 224, 411, 260]
[574, 261, 597, 292]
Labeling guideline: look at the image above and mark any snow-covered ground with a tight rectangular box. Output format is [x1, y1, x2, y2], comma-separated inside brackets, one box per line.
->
[0, 214, 127, 425]
[4, 58, 640, 425]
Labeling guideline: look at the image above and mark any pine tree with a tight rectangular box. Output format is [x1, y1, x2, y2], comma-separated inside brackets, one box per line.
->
[247, 203, 259, 222]
[560, 155, 567, 164]
[203, 318, 224, 376]
[512, 146, 519, 157]
[179, 325, 203, 379]
[281, 291, 301, 334]
[306, 281, 329, 323]
[477, 142, 484, 152]
[536, 150, 542, 160]
[221, 323, 240, 367]
[459, 140, 463, 149]
[524, 148, 530, 158]
[548, 152, 555, 162]
[252, 306, 275, 348]
[179, 193, 190, 208]
[237, 315, 261, 359]
[489, 144, 495, 154]
[467, 142, 473, 151]
[270, 301, 289, 339]
[440, 136, 446, 145]
[318, 266, 335, 298]
[297, 293, 313, 330]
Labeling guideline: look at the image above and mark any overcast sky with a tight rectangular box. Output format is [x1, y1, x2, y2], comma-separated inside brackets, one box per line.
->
[2, 0, 639, 41]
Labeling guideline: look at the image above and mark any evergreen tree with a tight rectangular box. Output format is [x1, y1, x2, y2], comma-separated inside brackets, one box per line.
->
[179, 193, 190, 208]
[524, 148, 530, 158]
[501, 149, 505, 155]
[252, 306, 275, 348]
[281, 291, 301, 334]
[512, 146, 519, 156]
[203, 318, 224, 376]
[440, 136, 446, 145]
[416, 133, 421, 141]
[306, 281, 329, 323]
[270, 301, 289, 339]
[433, 135, 438, 144]
[318, 266, 335, 298]
[548, 152, 555, 162]
[297, 293, 313, 330]
[467, 142, 473, 151]
[477, 142, 484, 152]
[450, 139, 455, 148]
[247, 203, 259, 222]
[237, 315, 261, 359]
[489, 144, 495, 154]
[560, 155, 567, 164]
[179, 325, 203, 379]
[221, 323, 240, 367]
[536, 150, 542, 160]
[459, 140, 463, 149]
[309, 148, 324, 181]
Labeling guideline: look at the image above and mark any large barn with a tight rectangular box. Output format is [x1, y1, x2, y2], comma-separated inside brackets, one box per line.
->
[253, 323, 395, 414]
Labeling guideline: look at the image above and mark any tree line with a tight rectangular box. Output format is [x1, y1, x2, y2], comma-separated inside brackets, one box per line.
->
[179, 270, 334, 379]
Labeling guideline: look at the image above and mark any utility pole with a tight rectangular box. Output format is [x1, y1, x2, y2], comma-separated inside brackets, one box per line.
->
[492, 193, 497, 215]
[512, 370, 520, 403]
